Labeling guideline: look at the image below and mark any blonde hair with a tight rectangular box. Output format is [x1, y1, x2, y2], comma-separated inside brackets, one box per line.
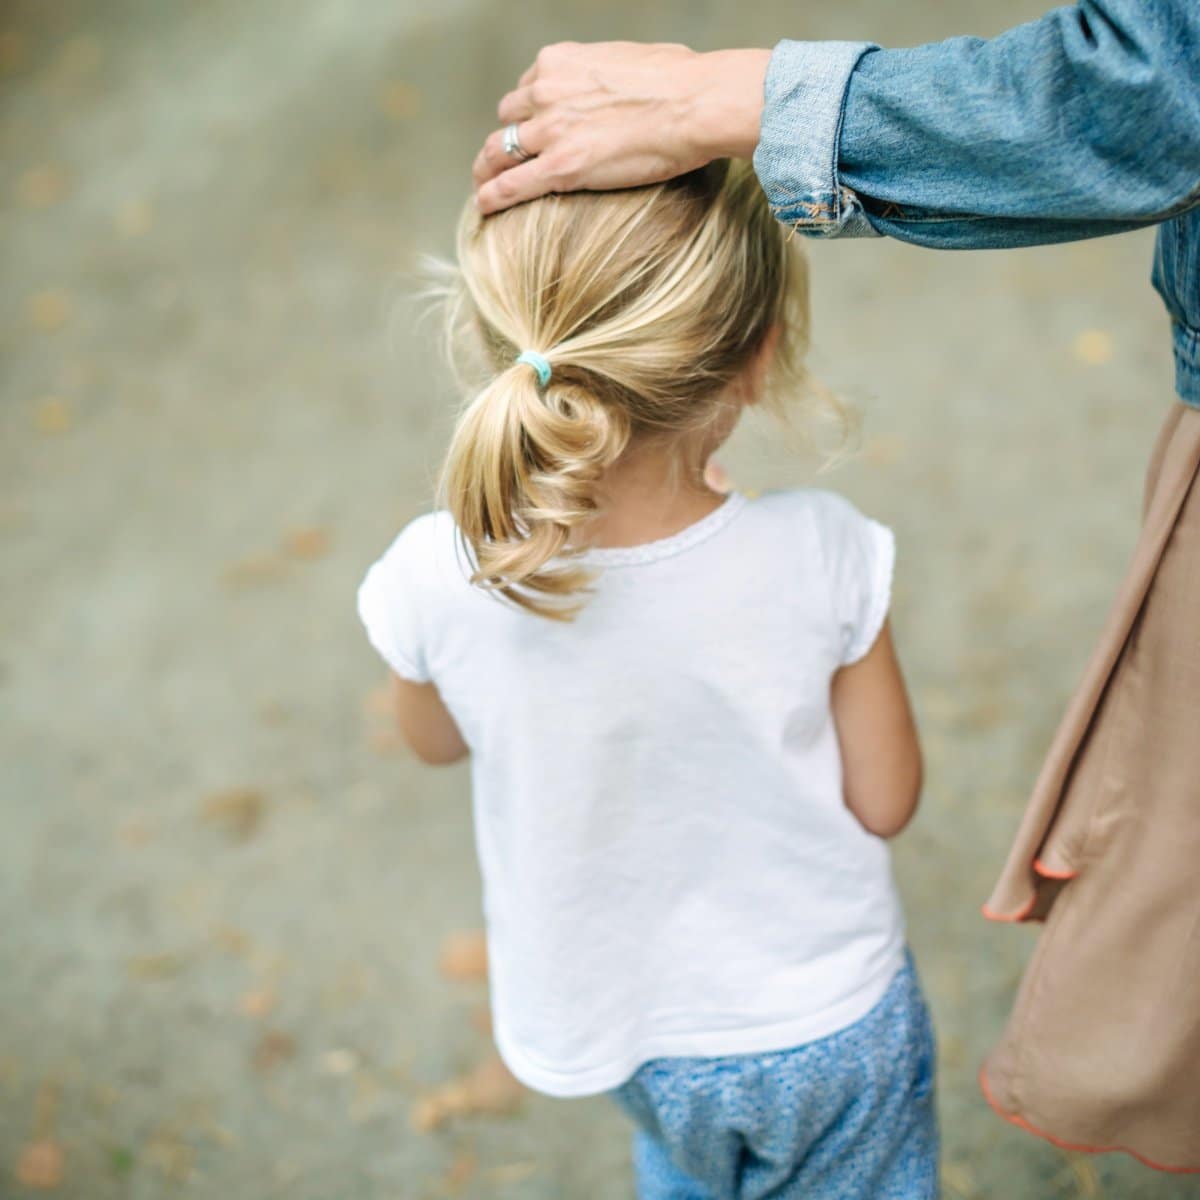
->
[435, 159, 825, 619]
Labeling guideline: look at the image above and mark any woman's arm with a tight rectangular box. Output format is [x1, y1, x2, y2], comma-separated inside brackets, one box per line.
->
[475, 4, 1200, 245]
[764, 1, 1200, 247]
[390, 674, 469, 765]
[830, 622, 922, 839]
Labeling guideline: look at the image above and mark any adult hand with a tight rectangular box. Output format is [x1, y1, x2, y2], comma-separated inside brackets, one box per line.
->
[473, 42, 771, 215]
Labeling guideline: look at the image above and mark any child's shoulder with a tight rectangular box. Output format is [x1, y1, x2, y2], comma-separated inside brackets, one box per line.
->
[746, 487, 894, 593]
[365, 509, 468, 592]
[377, 508, 458, 560]
[747, 486, 882, 537]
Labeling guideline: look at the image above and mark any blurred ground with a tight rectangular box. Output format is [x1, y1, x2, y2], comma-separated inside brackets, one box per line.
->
[2, 1, 1198, 1197]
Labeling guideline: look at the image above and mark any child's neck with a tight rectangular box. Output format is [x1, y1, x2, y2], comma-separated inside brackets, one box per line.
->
[579, 443, 729, 550]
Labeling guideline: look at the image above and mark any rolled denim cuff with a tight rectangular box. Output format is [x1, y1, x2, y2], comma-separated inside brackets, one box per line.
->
[752, 39, 880, 238]
[1173, 322, 1200, 409]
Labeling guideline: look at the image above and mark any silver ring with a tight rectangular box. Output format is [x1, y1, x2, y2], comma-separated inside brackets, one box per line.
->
[502, 122, 534, 162]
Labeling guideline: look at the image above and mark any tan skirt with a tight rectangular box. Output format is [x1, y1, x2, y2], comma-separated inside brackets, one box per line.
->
[981, 402, 1200, 1173]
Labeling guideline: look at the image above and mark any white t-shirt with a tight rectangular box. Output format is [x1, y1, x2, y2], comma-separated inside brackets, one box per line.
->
[357, 488, 905, 1098]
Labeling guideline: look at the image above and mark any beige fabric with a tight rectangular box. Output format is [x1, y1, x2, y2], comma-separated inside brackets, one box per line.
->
[982, 403, 1200, 1171]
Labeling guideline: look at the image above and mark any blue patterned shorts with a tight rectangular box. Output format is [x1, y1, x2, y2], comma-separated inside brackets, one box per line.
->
[610, 953, 938, 1200]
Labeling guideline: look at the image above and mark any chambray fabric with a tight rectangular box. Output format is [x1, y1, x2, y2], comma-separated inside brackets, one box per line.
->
[751, 2, 1200, 406]
[610, 956, 938, 1200]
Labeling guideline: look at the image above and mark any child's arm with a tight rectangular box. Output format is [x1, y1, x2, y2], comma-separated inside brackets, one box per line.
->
[390, 674, 469, 765]
[830, 621, 921, 838]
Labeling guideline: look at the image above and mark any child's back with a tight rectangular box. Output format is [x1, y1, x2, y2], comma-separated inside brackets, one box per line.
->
[361, 487, 902, 1095]
[359, 161, 936, 1198]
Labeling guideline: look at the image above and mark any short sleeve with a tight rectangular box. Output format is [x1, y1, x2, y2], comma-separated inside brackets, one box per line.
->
[356, 517, 436, 683]
[810, 491, 895, 666]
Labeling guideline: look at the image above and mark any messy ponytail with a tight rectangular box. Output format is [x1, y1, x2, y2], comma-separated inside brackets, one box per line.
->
[442, 364, 630, 617]
[432, 159, 824, 619]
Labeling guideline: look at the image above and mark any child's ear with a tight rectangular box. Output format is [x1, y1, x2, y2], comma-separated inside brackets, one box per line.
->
[744, 323, 782, 407]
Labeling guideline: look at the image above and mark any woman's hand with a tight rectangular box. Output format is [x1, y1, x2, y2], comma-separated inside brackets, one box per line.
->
[473, 43, 771, 214]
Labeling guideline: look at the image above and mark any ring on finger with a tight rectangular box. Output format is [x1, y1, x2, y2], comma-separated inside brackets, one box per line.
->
[502, 122, 534, 162]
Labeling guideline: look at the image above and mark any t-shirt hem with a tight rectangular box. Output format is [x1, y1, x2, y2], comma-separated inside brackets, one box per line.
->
[492, 943, 907, 1099]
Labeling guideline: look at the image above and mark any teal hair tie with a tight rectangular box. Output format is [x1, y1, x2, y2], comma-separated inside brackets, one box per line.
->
[516, 350, 552, 388]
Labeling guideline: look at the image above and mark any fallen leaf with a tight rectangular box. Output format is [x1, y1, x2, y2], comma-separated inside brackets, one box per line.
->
[940, 1161, 978, 1198]
[114, 198, 154, 239]
[128, 953, 186, 981]
[1071, 329, 1114, 366]
[282, 526, 331, 560]
[211, 924, 253, 957]
[411, 1055, 524, 1132]
[238, 987, 276, 1019]
[321, 962, 376, 1009]
[14, 1139, 64, 1190]
[320, 1048, 359, 1076]
[142, 1130, 192, 1184]
[28, 290, 73, 333]
[200, 787, 265, 840]
[221, 554, 288, 586]
[961, 697, 1011, 732]
[33, 398, 72, 434]
[32, 1080, 59, 1136]
[55, 36, 103, 81]
[253, 1031, 296, 1073]
[116, 820, 155, 848]
[257, 701, 289, 726]
[16, 166, 69, 209]
[378, 80, 423, 121]
[200, 1122, 237, 1148]
[438, 931, 488, 982]
[0, 31, 27, 73]
[444, 1152, 477, 1191]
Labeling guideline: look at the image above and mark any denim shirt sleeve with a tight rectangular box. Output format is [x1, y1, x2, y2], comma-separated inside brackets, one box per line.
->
[751, 40, 880, 240]
[752, 1, 1200, 250]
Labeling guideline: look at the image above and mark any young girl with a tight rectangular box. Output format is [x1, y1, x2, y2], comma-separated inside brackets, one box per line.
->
[357, 160, 937, 1199]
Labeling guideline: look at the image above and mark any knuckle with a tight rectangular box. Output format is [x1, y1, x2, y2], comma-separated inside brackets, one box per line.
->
[493, 170, 520, 201]
[545, 150, 581, 191]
